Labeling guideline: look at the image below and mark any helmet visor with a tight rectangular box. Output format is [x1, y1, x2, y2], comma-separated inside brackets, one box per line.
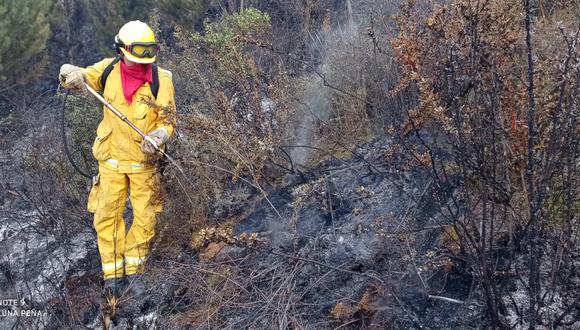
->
[126, 43, 159, 58]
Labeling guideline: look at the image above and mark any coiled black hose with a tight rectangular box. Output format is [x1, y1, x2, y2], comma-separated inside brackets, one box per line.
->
[60, 89, 94, 179]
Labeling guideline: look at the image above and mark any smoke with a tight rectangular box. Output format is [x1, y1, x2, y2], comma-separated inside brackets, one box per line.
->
[289, 0, 367, 167]
[290, 77, 330, 166]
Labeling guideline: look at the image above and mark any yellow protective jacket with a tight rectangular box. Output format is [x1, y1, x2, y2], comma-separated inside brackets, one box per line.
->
[82, 58, 176, 170]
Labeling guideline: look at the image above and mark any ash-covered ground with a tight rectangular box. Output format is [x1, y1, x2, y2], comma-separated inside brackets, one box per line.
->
[93, 137, 488, 329]
[2, 136, 577, 329]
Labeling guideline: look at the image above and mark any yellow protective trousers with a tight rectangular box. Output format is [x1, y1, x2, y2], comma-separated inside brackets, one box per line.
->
[88, 161, 162, 279]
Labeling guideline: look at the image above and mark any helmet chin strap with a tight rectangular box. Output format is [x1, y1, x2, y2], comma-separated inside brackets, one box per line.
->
[113, 35, 125, 54]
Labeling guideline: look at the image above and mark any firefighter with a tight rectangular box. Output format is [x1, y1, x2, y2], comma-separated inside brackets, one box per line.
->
[59, 20, 175, 300]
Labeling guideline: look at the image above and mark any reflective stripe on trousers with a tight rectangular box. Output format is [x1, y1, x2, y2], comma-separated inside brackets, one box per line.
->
[93, 164, 161, 279]
[124, 256, 147, 265]
[125, 256, 147, 275]
[102, 260, 124, 272]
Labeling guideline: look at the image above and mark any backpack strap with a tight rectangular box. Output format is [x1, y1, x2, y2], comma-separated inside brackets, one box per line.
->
[151, 62, 159, 99]
[100, 56, 160, 99]
[100, 56, 121, 94]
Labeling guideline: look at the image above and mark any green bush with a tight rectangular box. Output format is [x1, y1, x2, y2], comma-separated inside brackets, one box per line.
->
[0, 0, 52, 86]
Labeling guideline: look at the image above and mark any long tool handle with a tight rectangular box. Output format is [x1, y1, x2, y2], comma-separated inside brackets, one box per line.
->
[83, 82, 161, 152]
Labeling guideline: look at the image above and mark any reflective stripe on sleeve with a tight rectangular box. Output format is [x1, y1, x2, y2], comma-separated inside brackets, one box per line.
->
[105, 158, 144, 169]
[105, 159, 118, 168]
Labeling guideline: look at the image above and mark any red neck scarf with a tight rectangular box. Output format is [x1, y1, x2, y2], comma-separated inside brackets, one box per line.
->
[120, 60, 153, 104]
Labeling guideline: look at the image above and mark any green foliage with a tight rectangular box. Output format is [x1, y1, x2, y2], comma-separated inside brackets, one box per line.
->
[0, 0, 52, 86]
[84, 0, 157, 55]
[0, 0, 208, 87]
[156, 0, 206, 29]
[51, 0, 206, 62]
[187, 8, 283, 153]
[191, 8, 270, 84]
[159, 7, 292, 229]
[230, 7, 271, 35]
[65, 93, 101, 174]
